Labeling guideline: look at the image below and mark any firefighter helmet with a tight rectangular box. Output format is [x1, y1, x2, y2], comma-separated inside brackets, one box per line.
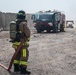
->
[16, 10, 26, 19]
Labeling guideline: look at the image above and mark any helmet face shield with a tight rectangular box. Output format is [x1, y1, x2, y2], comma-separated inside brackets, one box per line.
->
[17, 14, 25, 19]
[16, 10, 26, 19]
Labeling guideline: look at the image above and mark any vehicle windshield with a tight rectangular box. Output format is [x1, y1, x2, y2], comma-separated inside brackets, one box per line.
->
[35, 14, 53, 22]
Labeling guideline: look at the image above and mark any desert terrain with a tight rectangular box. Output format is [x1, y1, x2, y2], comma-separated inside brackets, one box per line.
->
[0, 28, 76, 75]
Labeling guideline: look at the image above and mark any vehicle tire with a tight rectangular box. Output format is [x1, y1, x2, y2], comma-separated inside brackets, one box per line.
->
[47, 29, 50, 33]
[60, 24, 65, 32]
[53, 25, 58, 33]
[37, 28, 41, 33]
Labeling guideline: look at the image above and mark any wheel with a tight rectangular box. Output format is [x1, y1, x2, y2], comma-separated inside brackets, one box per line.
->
[60, 24, 65, 32]
[36, 28, 41, 33]
[47, 29, 50, 33]
[37, 30, 41, 33]
[53, 26, 58, 33]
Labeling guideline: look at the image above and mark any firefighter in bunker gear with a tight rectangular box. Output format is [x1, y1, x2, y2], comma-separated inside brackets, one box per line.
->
[12, 10, 31, 74]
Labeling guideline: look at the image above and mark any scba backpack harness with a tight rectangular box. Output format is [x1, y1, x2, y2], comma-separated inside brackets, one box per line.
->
[10, 19, 27, 42]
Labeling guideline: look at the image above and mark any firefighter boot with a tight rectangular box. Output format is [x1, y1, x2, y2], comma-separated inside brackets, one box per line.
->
[20, 66, 31, 74]
[14, 64, 20, 72]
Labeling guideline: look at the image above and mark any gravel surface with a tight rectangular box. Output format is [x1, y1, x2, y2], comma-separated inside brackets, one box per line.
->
[0, 28, 76, 75]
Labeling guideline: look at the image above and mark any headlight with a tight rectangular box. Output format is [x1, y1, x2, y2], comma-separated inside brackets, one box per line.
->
[48, 22, 53, 26]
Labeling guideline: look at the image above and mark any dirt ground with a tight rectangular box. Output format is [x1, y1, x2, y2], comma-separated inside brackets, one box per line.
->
[0, 28, 76, 75]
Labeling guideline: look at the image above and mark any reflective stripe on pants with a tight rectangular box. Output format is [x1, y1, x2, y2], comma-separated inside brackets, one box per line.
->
[22, 49, 26, 57]
[19, 61, 28, 65]
[12, 41, 29, 49]
[14, 60, 19, 64]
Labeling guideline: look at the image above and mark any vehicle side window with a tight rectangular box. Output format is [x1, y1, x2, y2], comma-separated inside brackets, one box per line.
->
[35, 15, 39, 20]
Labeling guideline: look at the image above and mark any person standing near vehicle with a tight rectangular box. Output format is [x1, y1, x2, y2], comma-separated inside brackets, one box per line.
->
[12, 10, 31, 74]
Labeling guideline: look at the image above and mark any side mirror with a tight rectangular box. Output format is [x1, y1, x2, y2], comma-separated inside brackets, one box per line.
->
[31, 15, 35, 20]
[31, 15, 36, 22]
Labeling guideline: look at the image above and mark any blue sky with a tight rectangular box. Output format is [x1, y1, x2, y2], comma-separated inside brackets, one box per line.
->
[0, 0, 76, 20]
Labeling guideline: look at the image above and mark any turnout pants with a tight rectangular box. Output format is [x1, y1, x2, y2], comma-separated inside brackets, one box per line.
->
[12, 41, 29, 67]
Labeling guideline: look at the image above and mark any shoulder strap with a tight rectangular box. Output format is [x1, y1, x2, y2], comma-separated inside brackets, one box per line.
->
[16, 19, 27, 31]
